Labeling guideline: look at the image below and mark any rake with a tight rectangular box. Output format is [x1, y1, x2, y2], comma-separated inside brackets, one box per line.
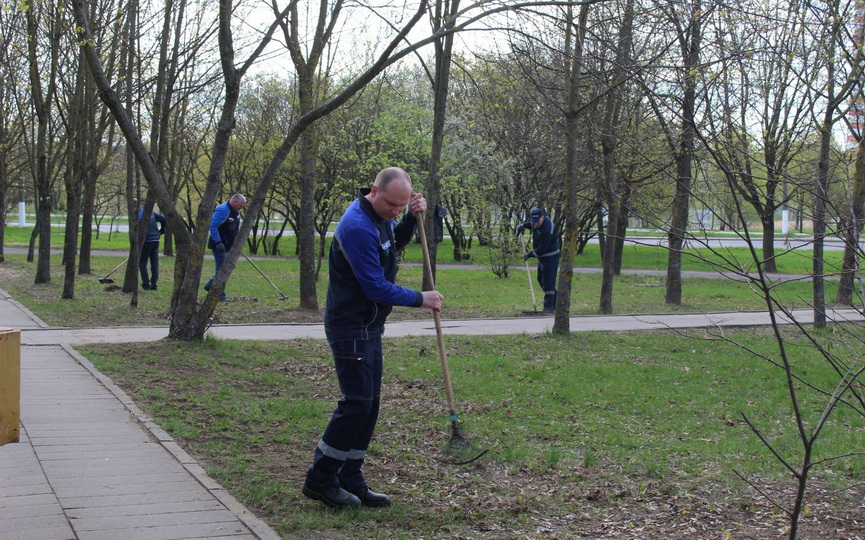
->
[241, 252, 289, 300]
[519, 234, 541, 315]
[98, 257, 128, 284]
[416, 213, 488, 465]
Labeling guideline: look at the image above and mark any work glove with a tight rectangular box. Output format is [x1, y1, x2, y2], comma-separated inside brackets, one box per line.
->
[523, 252, 532, 261]
[515, 224, 525, 235]
[215, 242, 226, 253]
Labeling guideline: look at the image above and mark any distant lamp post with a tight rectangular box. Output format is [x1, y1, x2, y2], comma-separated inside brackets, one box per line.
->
[782, 178, 789, 236]
[17, 186, 25, 228]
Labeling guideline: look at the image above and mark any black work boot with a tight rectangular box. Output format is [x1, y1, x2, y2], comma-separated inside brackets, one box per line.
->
[543, 293, 555, 313]
[302, 480, 361, 509]
[346, 486, 391, 508]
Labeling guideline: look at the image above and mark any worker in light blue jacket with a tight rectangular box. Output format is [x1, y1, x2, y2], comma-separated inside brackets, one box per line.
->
[203, 194, 245, 301]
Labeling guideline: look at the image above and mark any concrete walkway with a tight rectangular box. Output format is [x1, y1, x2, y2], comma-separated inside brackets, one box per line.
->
[2, 287, 863, 539]
[0, 290, 279, 540]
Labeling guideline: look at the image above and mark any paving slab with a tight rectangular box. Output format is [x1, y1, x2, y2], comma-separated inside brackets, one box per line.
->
[0, 289, 281, 540]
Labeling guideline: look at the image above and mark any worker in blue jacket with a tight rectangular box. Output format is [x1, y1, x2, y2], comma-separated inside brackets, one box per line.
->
[137, 202, 167, 291]
[203, 194, 246, 301]
[303, 167, 443, 509]
[517, 207, 560, 312]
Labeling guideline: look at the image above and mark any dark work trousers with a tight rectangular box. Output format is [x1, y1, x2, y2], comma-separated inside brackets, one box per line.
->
[204, 248, 228, 299]
[307, 336, 383, 491]
[139, 241, 160, 288]
[537, 253, 560, 311]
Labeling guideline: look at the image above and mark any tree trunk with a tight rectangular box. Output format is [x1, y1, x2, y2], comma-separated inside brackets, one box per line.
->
[62, 58, 87, 299]
[613, 182, 631, 275]
[836, 139, 865, 305]
[598, 0, 632, 314]
[26, 2, 58, 285]
[78, 176, 97, 274]
[424, 0, 459, 288]
[0, 165, 7, 264]
[665, 0, 701, 306]
[811, 7, 842, 330]
[297, 127, 319, 309]
[760, 212, 776, 273]
[553, 3, 589, 334]
[812, 126, 831, 329]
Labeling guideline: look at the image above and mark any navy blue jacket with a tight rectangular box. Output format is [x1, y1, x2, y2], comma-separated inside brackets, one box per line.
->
[522, 214, 560, 259]
[138, 209, 167, 243]
[324, 188, 423, 341]
[207, 201, 241, 249]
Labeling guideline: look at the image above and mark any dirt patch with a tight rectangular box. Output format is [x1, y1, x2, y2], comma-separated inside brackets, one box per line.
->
[0, 265, 24, 283]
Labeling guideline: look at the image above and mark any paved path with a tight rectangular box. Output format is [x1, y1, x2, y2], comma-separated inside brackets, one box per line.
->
[2, 286, 863, 539]
[0, 290, 279, 540]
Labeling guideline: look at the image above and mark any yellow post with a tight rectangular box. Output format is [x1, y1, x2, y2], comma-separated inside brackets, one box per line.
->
[0, 328, 21, 445]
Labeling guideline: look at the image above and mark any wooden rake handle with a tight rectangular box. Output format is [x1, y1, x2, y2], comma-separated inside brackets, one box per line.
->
[416, 213, 458, 418]
[520, 234, 538, 311]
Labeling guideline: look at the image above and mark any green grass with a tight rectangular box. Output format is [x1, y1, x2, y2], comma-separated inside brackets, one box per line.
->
[0, 253, 837, 327]
[3, 223, 842, 273]
[80, 328, 865, 538]
[5, 228, 860, 536]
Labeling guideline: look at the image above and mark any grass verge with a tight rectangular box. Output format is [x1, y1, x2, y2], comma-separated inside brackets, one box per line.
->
[80, 328, 864, 538]
[0, 253, 840, 327]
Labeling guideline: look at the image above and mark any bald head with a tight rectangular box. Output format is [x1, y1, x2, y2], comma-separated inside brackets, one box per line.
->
[374, 167, 412, 191]
[368, 167, 413, 221]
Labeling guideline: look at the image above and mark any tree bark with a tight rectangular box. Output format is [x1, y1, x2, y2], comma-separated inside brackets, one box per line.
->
[836, 140, 865, 305]
[553, 3, 589, 334]
[665, 0, 701, 306]
[599, 0, 633, 314]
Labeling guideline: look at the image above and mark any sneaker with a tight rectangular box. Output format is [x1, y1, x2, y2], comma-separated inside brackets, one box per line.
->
[150, 285, 157, 291]
[302, 481, 361, 509]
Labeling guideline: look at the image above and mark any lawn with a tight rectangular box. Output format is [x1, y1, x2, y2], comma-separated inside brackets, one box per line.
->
[0, 253, 837, 328]
[3, 233, 862, 538]
[80, 329, 865, 539]
[1, 223, 844, 274]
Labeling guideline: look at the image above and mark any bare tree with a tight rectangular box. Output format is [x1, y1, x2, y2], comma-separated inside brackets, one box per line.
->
[74, 0, 509, 340]
[806, 0, 860, 329]
[662, 0, 703, 306]
[0, 6, 26, 264]
[598, 0, 635, 314]
[25, 0, 63, 284]
[833, 6, 865, 304]
[554, 1, 591, 333]
[421, 0, 461, 286]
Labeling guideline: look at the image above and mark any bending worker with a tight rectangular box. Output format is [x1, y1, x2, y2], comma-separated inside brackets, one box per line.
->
[517, 207, 560, 313]
[302, 167, 443, 509]
[204, 193, 246, 301]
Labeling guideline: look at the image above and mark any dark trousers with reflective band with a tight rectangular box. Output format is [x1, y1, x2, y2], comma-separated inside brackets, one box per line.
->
[139, 241, 160, 287]
[537, 253, 560, 311]
[307, 336, 382, 490]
